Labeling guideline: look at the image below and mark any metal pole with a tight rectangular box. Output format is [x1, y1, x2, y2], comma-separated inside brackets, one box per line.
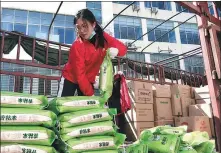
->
[47, 1, 63, 41]
[141, 15, 196, 52]
[154, 47, 201, 64]
[161, 51, 202, 65]
[103, 1, 135, 30]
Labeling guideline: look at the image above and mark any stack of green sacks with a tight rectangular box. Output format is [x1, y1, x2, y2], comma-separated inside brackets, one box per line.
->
[0, 91, 58, 153]
[49, 96, 125, 153]
[138, 125, 217, 153]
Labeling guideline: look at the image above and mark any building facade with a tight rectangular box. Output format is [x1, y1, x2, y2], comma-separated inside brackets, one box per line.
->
[1, 1, 220, 95]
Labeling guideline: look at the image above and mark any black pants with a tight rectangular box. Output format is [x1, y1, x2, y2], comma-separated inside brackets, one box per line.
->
[57, 77, 85, 97]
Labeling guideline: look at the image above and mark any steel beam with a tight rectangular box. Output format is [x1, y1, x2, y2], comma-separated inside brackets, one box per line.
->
[194, 2, 221, 151]
[178, 2, 221, 27]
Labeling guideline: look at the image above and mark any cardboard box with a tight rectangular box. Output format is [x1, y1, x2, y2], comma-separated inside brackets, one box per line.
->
[175, 116, 212, 138]
[128, 81, 153, 104]
[154, 98, 173, 120]
[171, 94, 182, 116]
[125, 103, 154, 122]
[124, 121, 154, 141]
[171, 84, 191, 98]
[189, 104, 212, 118]
[196, 98, 211, 104]
[181, 98, 195, 116]
[154, 120, 174, 127]
[152, 84, 171, 98]
[194, 86, 210, 100]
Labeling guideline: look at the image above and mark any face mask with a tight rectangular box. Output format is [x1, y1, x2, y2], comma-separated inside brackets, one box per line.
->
[88, 30, 96, 40]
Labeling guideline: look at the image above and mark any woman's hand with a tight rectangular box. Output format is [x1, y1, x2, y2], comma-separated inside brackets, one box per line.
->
[109, 47, 119, 59]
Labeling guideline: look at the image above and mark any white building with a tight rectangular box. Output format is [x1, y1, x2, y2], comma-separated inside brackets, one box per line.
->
[1, 1, 220, 95]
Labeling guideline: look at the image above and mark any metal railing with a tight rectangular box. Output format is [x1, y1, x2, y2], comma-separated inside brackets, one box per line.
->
[0, 30, 206, 96]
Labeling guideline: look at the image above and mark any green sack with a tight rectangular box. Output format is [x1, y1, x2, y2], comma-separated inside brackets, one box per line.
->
[182, 131, 209, 147]
[1, 91, 48, 109]
[147, 134, 180, 153]
[126, 141, 148, 153]
[66, 133, 126, 153]
[1, 126, 56, 146]
[60, 121, 116, 141]
[99, 49, 113, 102]
[194, 140, 215, 153]
[178, 143, 197, 153]
[58, 108, 116, 128]
[1, 143, 58, 153]
[1, 107, 57, 128]
[81, 150, 118, 153]
[49, 96, 106, 114]
[157, 125, 187, 136]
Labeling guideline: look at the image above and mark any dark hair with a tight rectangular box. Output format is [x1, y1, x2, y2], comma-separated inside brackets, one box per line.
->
[74, 9, 106, 49]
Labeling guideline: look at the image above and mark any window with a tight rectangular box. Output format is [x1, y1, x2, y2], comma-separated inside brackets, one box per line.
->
[150, 53, 180, 69]
[208, 2, 214, 15]
[176, 3, 191, 13]
[184, 56, 204, 75]
[179, 23, 200, 44]
[1, 8, 75, 44]
[114, 15, 142, 40]
[144, 2, 171, 10]
[86, 2, 102, 24]
[147, 19, 176, 43]
[127, 51, 145, 62]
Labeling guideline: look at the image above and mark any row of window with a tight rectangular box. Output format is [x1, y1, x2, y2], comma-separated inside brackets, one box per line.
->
[114, 16, 200, 45]
[1, 2, 102, 44]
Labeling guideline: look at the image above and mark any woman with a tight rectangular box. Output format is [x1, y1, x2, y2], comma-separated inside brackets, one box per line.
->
[58, 9, 127, 97]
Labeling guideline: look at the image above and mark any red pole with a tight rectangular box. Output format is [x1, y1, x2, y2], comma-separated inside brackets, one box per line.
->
[194, 2, 220, 151]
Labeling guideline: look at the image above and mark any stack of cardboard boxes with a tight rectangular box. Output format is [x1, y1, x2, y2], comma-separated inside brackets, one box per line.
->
[123, 81, 214, 141]
[152, 84, 174, 126]
[124, 81, 154, 141]
[174, 85, 213, 138]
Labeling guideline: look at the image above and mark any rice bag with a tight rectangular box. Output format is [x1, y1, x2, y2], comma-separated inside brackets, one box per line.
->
[126, 141, 148, 153]
[1, 143, 58, 153]
[60, 121, 116, 141]
[1, 107, 57, 128]
[58, 108, 116, 128]
[156, 125, 187, 136]
[66, 133, 126, 153]
[99, 49, 113, 102]
[81, 150, 118, 153]
[194, 140, 215, 153]
[1, 91, 48, 109]
[1, 126, 56, 146]
[178, 143, 197, 153]
[147, 134, 180, 153]
[182, 131, 209, 146]
[49, 96, 106, 114]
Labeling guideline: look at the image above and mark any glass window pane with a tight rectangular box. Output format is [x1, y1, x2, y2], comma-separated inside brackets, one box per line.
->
[127, 27, 135, 40]
[54, 27, 64, 43]
[28, 25, 40, 37]
[94, 2, 101, 9]
[180, 31, 187, 44]
[65, 15, 74, 27]
[145, 2, 151, 8]
[14, 10, 27, 23]
[2, 14, 14, 22]
[41, 13, 53, 25]
[29, 11, 40, 18]
[1, 22, 13, 31]
[14, 23, 26, 34]
[2, 8, 14, 15]
[86, 2, 94, 8]
[41, 25, 49, 33]
[28, 11, 40, 24]
[120, 26, 127, 39]
[169, 31, 176, 43]
[65, 28, 75, 44]
[148, 30, 155, 41]
[114, 24, 120, 38]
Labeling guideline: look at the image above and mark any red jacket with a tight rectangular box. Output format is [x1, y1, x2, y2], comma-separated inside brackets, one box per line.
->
[62, 32, 127, 96]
